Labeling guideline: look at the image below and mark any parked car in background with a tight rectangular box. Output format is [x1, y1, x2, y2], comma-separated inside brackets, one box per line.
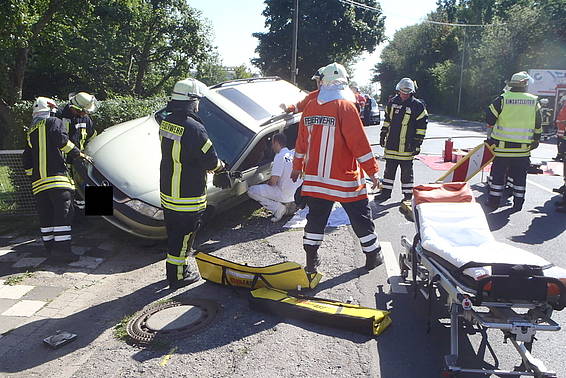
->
[360, 96, 380, 126]
[73, 77, 305, 239]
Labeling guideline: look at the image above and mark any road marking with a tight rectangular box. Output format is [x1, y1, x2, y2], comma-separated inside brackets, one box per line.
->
[159, 346, 178, 367]
[526, 179, 556, 195]
[381, 241, 407, 294]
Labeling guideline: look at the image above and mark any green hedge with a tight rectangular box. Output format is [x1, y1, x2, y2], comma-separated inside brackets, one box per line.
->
[2, 96, 166, 150]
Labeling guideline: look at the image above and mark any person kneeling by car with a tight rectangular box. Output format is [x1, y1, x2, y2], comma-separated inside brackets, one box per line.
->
[159, 78, 228, 290]
[248, 133, 302, 222]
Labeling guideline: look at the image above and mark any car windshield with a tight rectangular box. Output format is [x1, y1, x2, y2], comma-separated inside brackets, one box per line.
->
[216, 80, 305, 122]
[154, 98, 253, 167]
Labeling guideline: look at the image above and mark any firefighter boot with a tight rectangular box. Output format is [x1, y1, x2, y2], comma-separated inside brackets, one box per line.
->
[374, 189, 392, 202]
[365, 246, 384, 270]
[304, 245, 321, 274]
[166, 262, 200, 289]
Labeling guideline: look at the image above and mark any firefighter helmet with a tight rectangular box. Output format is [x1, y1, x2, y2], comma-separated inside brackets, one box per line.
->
[32, 97, 57, 114]
[395, 78, 416, 94]
[319, 63, 349, 85]
[311, 66, 325, 81]
[540, 98, 549, 105]
[70, 92, 98, 113]
[171, 78, 207, 101]
[508, 71, 531, 87]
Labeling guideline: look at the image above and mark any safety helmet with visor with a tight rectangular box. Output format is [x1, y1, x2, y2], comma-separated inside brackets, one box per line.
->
[170, 78, 208, 101]
[508, 71, 532, 88]
[319, 63, 349, 86]
[395, 78, 416, 94]
[33, 97, 58, 114]
[70, 92, 98, 113]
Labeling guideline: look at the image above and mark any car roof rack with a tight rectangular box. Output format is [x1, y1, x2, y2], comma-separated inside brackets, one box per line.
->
[209, 76, 281, 89]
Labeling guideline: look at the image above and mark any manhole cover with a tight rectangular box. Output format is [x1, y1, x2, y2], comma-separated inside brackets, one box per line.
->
[126, 298, 218, 344]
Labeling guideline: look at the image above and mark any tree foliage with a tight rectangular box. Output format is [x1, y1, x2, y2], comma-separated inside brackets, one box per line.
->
[0, 0, 214, 103]
[253, 0, 385, 90]
[375, 0, 566, 117]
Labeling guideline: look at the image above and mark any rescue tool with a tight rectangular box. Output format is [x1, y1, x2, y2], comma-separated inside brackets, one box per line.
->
[195, 252, 322, 290]
[250, 287, 391, 336]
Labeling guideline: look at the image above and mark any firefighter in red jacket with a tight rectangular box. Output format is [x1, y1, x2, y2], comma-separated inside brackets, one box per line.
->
[291, 62, 383, 274]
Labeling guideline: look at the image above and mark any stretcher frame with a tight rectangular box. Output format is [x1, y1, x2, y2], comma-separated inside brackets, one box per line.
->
[398, 208, 565, 377]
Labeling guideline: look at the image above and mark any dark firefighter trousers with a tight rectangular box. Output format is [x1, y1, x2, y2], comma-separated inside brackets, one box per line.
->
[488, 156, 529, 205]
[381, 159, 414, 198]
[164, 209, 202, 282]
[302, 197, 380, 256]
[36, 189, 74, 256]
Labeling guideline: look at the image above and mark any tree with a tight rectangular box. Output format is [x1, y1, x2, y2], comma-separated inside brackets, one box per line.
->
[232, 64, 254, 80]
[0, 0, 72, 103]
[252, 0, 385, 90]
[193, 51, 228, 86]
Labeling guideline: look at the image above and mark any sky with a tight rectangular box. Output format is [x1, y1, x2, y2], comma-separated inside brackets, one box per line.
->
[190, 0, 438, 90]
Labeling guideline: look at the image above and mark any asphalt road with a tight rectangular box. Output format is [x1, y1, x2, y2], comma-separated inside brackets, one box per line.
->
[1, 118, 564, 377]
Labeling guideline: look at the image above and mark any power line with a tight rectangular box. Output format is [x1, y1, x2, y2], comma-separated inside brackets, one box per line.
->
[337, 0, 381, 13]
[424, 19, 504, 27]
[337, 0, 505, 27]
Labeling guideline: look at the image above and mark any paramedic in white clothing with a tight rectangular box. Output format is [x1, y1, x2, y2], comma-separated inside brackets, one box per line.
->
[248, 133, 302, 222]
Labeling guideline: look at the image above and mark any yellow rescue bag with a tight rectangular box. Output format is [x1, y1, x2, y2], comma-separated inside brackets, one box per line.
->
[250, 287, 391, 336]
[195, 252, 322, 290]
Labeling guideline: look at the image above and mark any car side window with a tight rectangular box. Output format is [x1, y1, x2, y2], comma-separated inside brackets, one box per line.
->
[239, 132, 276, 171]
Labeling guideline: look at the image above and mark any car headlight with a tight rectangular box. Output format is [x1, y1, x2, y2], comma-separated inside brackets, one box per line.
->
[124, 199, 164, 220]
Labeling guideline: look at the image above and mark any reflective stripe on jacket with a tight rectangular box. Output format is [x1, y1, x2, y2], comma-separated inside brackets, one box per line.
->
[159, 111, 222, 212]
[381, 95, 428, 160]
[292, 99, 378, 202]
[22, 117, 80, 194]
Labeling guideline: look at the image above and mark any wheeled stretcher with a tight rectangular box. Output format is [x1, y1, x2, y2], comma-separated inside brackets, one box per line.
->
[398, 182, 566, 377]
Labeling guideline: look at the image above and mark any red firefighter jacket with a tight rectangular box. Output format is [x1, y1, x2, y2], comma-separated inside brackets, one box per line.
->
[293, 98, 378, 202]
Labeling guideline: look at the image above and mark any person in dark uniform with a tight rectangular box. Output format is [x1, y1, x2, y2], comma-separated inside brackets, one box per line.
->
[57, 92, 98, 151]
[376, 78, 428, 201]
[159, 78, 228, 289]
[22, 97, 89, 262]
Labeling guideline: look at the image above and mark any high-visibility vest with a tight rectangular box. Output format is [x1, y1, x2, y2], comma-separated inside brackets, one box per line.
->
[492, 92, 538, 144]
[490, 92, 539, 157]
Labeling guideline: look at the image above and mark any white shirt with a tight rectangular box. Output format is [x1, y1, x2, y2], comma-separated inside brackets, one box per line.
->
[271, 147, 302, 203]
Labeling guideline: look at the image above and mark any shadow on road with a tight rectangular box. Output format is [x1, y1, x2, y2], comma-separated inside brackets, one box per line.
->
[374, 284, 504, 377]
[0, 280, 170, 373]
[511, 197, 566, 245]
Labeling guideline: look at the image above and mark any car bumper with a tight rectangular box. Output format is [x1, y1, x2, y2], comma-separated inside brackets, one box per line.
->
[73, 160, 167, 240]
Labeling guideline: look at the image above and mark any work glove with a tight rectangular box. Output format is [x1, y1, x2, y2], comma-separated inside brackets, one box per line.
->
[79, 152, 93, 164]
[413, 146, 421, 156]
[213, 168, 231, 189]
[485, 138, 496, 147]
[379, 135, 386, 147]
[530, 141, 540, 150]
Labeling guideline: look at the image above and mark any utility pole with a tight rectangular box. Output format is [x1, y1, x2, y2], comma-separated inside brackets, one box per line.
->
[457, 30, 466, 115]
[291, 0, 299, 85]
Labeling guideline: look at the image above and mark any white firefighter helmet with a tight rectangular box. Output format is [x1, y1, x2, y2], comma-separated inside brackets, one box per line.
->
[395, 78, 416, 94]
[311, 66, 325, 81]
[319, 62, 349, 86]
[32, 97, 57, 114]
[508, 71, 532, 87]
[540, 98, 549, 105]
[70, 92, 98, 113]
[171, 78, 207, 101]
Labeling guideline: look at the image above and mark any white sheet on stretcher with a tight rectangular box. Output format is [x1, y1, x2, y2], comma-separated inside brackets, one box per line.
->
[417, 202, 566, 281]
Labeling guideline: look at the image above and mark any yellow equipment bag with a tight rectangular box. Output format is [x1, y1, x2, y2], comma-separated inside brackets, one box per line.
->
[195, 252, 322, 290]
[250, 287, 391, 336]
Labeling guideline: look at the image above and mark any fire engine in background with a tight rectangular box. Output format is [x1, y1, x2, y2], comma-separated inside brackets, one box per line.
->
[527, 69, 566, 138]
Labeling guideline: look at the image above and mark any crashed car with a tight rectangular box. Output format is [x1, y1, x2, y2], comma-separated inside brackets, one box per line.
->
[73, 77, 304, 239]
